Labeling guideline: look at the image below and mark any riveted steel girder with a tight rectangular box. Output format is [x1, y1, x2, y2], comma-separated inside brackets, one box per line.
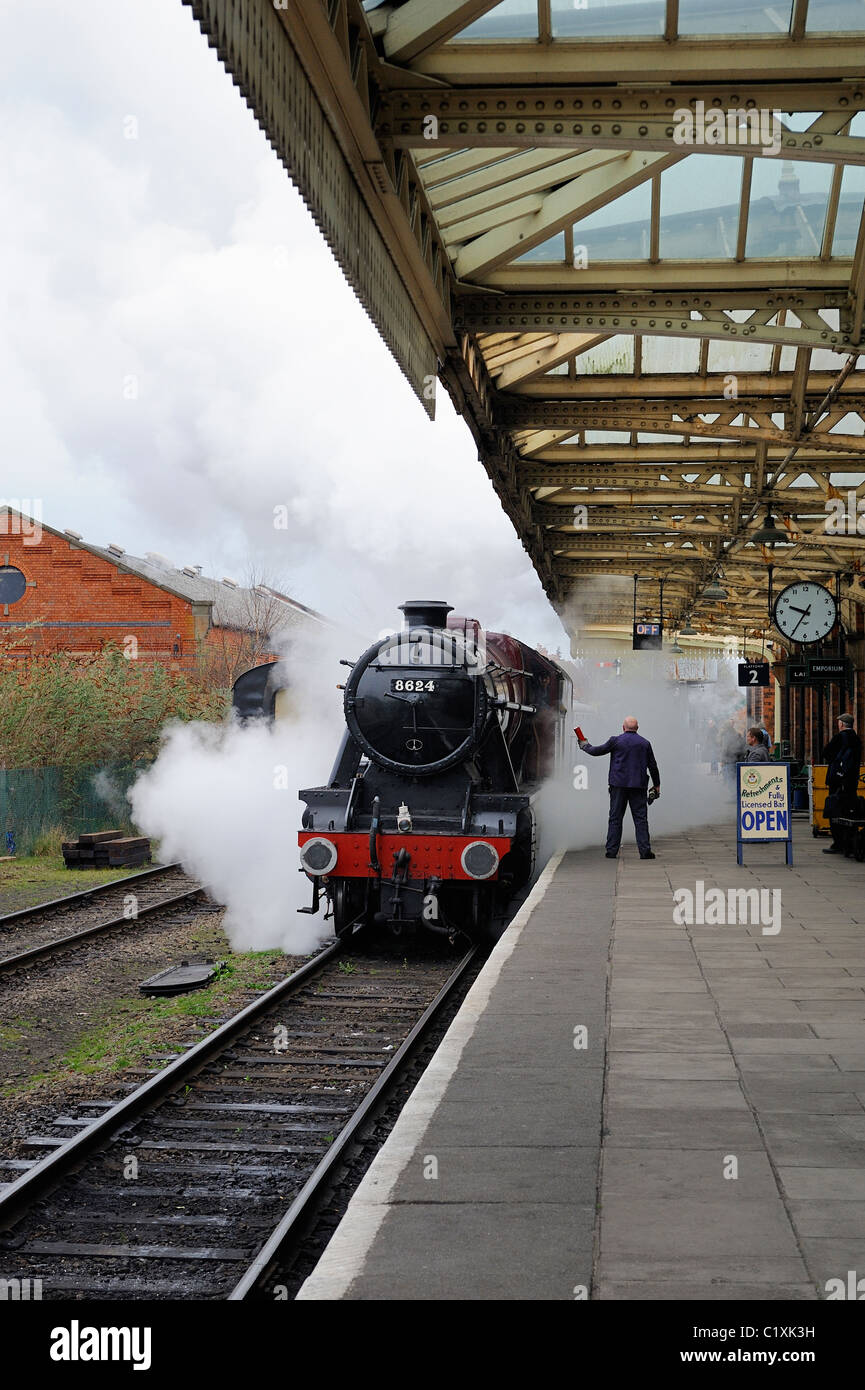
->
[510, 373, 865, 401]
[498, 398, 865, 454]
[456, 292, 855, 351]
[382, 84, 865, 165]
[409, 38, 865, 86]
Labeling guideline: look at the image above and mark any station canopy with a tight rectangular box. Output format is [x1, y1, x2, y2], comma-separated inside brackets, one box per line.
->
[186, 0, 865, 638]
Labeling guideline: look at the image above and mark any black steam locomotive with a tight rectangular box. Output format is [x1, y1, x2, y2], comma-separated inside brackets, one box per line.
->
[233, 601, 574, 942]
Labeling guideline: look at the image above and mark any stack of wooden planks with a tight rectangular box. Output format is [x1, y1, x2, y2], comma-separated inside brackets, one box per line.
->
[62, 830, 152, 869]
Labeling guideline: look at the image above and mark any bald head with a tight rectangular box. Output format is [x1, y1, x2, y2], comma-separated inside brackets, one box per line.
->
[623, 716, 639, 732]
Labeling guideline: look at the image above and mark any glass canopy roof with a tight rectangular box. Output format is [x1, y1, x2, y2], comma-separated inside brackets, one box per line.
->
[454, 0, 865, 38]
[357, 1, 865, 630]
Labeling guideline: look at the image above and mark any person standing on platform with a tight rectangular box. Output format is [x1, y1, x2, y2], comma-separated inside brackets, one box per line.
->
[745, 728, 770, 763]
[823, 713, 862, 855]
[719, 719, 744, 798]
[578, 717, 661, 860]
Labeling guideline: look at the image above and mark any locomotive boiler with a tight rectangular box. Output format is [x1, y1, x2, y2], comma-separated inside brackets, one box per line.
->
[233, 601, 574, 942]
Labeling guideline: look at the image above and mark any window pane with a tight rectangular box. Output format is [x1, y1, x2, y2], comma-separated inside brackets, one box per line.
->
[551, 0, 664, 38]
[707, 341, 772, 372]
[679, 0, 792, 32]
[832, 166, 865, 256]
[642, 337, 701, 372]
[746, 158, 832, 258]
[514, 231, 566, 262]
[575, 336, 634, 375]
[808, 0, 865, 29]
[572, 183, 651, 261]
[660, 156, 742, 259]
[458, 1, 539, 38]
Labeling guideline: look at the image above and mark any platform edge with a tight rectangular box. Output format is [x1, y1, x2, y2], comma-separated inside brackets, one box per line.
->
[295, 850, 566, 1300]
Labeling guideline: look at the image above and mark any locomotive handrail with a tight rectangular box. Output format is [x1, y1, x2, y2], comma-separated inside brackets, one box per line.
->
[369, 795, 382, 872]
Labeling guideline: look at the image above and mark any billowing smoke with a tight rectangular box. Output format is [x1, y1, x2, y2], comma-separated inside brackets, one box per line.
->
[129, 623, 351, 954]
[91, 767, 132, 818]
[537, 646, 749, 859]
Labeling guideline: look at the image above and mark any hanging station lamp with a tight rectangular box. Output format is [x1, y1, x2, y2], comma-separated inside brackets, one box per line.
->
[702, 577, 728, 601]
[751, 510, 789, 546]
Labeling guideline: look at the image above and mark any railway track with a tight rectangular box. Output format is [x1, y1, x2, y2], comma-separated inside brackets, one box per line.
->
[0, 941, 480, 1300]
[0, 865, 206, 975]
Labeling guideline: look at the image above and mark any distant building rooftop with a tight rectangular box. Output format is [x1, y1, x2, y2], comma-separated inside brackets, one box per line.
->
[0, 508, 329, 636]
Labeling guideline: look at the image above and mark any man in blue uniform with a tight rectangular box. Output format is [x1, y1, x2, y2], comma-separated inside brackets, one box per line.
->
[579, 716, 661, 860]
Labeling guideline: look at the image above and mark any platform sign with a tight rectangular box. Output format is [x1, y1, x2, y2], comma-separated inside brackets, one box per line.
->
[738, 661, 770, 687]
[736, 762, 793, 867]
[633, 620, 662, 651]
[809, 658, 851, 683]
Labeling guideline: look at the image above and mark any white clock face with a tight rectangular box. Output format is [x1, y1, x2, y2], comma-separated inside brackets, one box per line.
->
[773, 581, 837, 643]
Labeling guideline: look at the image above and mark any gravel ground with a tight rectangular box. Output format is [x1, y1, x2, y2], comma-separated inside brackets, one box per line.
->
[0, 904, 316, 1164]
[0, 858, 160, 916]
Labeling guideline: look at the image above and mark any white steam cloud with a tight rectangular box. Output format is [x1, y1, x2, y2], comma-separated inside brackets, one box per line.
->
[129, 624, 351, 955]
[128, 606, 754, 959]
[537, 647, 749, 858]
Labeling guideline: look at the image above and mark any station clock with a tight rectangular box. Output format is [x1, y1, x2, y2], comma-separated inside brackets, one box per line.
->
[772, 581, 837, 644]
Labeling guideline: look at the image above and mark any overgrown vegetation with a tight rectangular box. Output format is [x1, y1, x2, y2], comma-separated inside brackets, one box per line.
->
[0, 645, 228, 769]
[0, 946, 290, 1096]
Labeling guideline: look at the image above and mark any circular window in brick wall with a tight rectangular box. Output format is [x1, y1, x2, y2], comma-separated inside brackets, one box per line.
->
[0, 567, 27, 605]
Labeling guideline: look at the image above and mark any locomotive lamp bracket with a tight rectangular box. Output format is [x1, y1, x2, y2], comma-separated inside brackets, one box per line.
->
[297, 876, 320, 915]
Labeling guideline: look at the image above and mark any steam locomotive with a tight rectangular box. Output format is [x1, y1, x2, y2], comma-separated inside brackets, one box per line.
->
[232, 601, 575, 942]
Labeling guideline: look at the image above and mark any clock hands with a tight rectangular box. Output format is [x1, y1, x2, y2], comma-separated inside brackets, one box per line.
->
[788, 605, 812, 638]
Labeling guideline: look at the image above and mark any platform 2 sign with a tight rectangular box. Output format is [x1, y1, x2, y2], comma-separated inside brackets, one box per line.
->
[736, 763, 793, 867]
[738, 661, 770, 687]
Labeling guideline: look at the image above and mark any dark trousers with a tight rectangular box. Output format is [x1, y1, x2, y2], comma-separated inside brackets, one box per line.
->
[607, 785, 651, 856]
[830, 784, 858, 850]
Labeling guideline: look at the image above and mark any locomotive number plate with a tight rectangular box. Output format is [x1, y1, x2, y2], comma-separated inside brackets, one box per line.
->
[391, 678, 436, 692]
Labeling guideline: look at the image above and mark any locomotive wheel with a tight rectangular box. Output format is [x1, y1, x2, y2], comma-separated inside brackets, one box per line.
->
[330, 881, 369, 943]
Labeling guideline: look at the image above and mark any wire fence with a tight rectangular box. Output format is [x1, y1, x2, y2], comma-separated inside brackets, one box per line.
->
[0, 764, 146, 855]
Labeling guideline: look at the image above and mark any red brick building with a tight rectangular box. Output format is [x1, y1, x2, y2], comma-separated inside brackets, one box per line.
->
[0, 508, 326, 683]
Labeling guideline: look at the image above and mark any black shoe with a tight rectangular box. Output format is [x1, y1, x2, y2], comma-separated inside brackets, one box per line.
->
[823, 846, 840, 854]
[605, 851, 618, 858]
[640, 852, 656, 859]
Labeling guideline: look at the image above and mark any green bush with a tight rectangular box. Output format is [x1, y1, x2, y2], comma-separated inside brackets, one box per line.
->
[0, 645, 229, 770]
[28, 824, 72, 858]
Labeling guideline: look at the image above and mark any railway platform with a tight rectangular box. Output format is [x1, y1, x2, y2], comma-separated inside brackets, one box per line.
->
[298, 818, 865, 1301]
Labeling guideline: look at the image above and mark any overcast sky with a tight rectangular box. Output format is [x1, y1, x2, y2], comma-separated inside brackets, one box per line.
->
[0, 0, 569, 649]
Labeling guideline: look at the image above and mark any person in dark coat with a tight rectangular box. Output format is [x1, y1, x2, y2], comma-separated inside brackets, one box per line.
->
[718, 719, 744, 798]
[579, 716, 661, 859]
[823, 713, 862, 854]
[745, 728, 770, 763]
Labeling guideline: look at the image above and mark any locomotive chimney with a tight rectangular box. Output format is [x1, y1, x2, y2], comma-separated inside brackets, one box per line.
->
[398, 600, 453, 631]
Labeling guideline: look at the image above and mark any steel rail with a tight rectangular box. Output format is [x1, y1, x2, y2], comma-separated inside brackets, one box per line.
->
[228, 944, 480, 1300]
[0, 886, 208, 976]
[0, 940, 342, 1227]
[0, 863, 183, 928]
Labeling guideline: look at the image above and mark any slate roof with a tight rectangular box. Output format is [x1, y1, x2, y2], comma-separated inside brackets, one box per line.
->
[1, 509, 329, 637]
